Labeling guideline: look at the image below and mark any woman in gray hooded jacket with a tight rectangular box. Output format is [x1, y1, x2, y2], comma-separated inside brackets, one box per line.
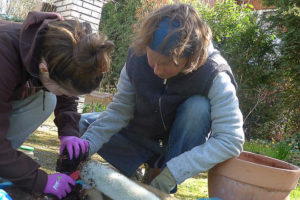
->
[76, 4, 245, 194]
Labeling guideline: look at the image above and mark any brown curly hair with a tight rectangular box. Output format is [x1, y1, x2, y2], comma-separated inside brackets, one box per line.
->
[133, 4, 212, 73]
[41, 20, 114, 93]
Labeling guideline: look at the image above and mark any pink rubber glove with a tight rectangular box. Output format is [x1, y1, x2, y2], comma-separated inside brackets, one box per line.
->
[43, 173, 75, 199]
[59, 136, 89, 160]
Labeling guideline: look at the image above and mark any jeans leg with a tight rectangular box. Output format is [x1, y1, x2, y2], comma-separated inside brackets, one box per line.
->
[6, 91, 56, 149]
[79, 113, 154, 177]
[98, 132, 154, 177]
[164, 95, 211, 165]
[79, 112, 101, 136]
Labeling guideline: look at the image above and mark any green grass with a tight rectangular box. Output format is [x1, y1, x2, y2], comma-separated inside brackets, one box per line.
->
[176, 177, 299, 200]
[290, 185, 300, 200]
[176, 174, 208, 200]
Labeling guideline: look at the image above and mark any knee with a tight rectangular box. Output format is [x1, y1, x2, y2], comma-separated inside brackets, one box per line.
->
[177, 95, 211, 120]
[170, 96, 211, 148]
[79, 112, 100, 135]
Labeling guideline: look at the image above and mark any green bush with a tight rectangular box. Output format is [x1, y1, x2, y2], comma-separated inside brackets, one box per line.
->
[243, 138, 299, 165]
[99, 0, 141, 89]
[82, 103, 106, 113]
[261, 0, 300, 139]
[190, 0, 286, 139]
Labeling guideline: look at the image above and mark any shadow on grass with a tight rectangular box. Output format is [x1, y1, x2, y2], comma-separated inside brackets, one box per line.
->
[25, 131, 59, 148]
[175, 194, 207, 200]
[33, 149, 58, 173]
[22, 130, 60, 174]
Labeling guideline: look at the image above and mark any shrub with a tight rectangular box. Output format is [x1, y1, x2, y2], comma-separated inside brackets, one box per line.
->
[243, 138, 297, 163]
[99, 0, 141, 90]
[82, 103, 106, 113]
[261, 0, 300, 139]
[187, 0, 285, 140]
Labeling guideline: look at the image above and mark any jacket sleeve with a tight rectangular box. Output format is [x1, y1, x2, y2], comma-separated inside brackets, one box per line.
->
[81, 66, 136, 155]
[167, 72, 245, 184]
[54, 95, 81, 137]
[0, 47, 47, 194]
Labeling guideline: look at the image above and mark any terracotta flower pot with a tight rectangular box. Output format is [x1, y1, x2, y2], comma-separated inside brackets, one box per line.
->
[208, 151, 300, 200]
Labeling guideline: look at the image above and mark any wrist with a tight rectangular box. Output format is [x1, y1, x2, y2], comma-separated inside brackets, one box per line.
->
[33, 169, 48, 194]
[162, 167, 176, 185]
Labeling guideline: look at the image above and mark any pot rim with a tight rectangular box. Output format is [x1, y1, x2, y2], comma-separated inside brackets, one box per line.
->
[238, 151, 300, 172]
[209, 151, 300, 191]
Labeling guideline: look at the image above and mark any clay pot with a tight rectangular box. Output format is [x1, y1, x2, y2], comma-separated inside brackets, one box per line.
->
[208, 151, 300, 200]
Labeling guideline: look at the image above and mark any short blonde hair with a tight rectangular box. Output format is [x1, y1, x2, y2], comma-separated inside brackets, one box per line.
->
[133, 4, 212, 73]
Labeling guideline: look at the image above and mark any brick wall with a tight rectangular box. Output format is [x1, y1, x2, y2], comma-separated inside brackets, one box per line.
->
[53, 0, 105, 32]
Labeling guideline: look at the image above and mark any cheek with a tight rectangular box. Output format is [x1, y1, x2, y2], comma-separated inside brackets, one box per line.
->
[147, 58, 154, 69]
[42, 81, 63, 95]
[164, 67, 181, 77]
[46, 85, 64, 96]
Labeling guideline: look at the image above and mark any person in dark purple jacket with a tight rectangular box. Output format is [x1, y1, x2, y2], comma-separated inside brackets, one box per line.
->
[0, 11, 114, 198]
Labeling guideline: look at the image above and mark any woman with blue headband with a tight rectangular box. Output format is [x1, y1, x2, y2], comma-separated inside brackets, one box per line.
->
[76, 4, 244, 194]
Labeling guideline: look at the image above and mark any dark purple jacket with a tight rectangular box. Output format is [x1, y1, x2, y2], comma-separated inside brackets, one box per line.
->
[0, 12, 80, 194]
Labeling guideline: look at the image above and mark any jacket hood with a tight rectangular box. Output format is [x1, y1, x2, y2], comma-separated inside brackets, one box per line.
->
[19, 11, 63, 77]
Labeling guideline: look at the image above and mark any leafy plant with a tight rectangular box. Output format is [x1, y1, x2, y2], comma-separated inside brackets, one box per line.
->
[99, 0, 141, 90]
[243, 139, 294, 162]
[261, 0, 300, 140]
[82, 103, 106, 113]
[136, 0, 173, 20]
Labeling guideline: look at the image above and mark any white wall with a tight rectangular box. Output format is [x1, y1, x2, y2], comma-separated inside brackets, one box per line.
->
[0, 0, 7, 14]
[54, 0, 105, 32]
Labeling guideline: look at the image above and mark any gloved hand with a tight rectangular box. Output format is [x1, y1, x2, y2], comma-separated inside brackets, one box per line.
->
[150, 167, 177, 193]
[43, 173, 75, 199]
[59, 136, 89, 160]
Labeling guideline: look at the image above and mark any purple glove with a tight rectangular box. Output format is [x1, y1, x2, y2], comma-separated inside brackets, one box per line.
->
[43, 173, 75, 199]
[59, 136, 89, 160]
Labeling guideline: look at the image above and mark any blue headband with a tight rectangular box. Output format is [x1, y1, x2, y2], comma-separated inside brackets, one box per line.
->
[150, 18, 194, 57]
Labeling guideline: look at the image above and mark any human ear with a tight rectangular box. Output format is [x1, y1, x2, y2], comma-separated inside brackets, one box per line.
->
[39, 58, 49, 73]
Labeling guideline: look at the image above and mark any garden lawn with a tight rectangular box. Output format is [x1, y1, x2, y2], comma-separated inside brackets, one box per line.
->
[176, 175, 300, 200]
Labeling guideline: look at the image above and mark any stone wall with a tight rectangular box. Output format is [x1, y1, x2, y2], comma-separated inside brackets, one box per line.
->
[53, 0, 105, 32]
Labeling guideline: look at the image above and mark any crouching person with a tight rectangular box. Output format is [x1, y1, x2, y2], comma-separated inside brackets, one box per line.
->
[77, 4, 244, 194]
[0, 11, 114, 199]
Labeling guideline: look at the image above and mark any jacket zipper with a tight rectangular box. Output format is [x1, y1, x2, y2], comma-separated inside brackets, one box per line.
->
[159, 79, 168, 131]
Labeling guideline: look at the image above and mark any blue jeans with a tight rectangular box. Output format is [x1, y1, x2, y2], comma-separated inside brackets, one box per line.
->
[79, 95, 211, 178]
